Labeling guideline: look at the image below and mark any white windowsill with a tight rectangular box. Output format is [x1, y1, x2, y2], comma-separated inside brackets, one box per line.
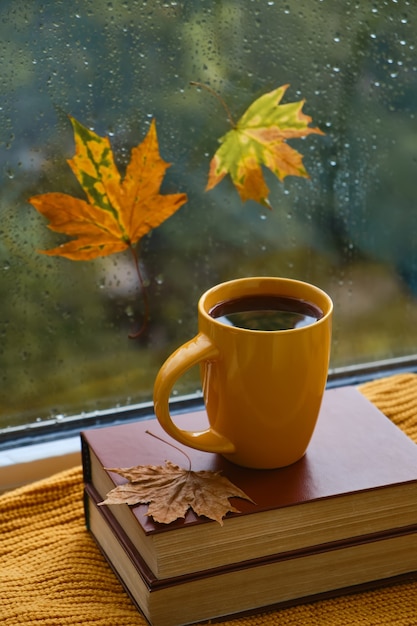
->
[0, 437, 82, 493]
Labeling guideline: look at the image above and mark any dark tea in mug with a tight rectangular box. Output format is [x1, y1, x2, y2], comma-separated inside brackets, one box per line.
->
[209, 294, 323, 331]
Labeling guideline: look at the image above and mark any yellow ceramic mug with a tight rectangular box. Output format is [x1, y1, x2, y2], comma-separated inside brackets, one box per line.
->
[153, 277, 333, 469]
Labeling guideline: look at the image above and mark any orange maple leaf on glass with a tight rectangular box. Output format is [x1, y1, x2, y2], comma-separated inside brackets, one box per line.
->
[203, 84, 324, 209]
[29, 117, 187, 260]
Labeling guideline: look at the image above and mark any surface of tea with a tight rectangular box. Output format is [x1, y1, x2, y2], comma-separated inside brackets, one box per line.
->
[209, 295, 323, 331]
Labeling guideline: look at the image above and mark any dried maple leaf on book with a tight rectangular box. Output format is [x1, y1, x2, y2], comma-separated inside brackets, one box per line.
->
[99, 460, 254, 525]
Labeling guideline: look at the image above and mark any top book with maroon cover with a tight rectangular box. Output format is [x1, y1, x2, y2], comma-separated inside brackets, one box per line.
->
[81, 386, 417, 579]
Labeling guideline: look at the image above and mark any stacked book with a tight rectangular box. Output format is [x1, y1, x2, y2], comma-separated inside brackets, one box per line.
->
[82, 386, 417, 626]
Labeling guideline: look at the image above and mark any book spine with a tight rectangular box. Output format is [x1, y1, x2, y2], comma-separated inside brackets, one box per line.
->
[83, 488, 91, 532]
[80, 433, 92, 484]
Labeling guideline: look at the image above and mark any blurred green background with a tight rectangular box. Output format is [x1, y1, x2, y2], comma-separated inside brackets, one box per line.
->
[2, 1, 417, 429]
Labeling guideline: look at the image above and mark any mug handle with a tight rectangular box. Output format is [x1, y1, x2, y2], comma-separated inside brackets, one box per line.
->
[153, 333, 236, 454]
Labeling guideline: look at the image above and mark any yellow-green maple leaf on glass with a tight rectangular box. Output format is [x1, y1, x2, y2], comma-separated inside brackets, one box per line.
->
[206, 84, 324, 209]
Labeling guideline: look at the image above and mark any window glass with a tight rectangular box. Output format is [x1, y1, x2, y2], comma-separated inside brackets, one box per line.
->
[2, 0, 417, 430]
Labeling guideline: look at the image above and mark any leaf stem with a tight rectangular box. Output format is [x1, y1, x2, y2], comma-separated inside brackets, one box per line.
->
[190, 81, 236, 128]
[146, 430, 192, 471]
[128, 243, 150, 339]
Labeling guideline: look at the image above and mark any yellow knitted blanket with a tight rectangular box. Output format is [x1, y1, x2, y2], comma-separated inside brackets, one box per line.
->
[2, 373, 417, 625]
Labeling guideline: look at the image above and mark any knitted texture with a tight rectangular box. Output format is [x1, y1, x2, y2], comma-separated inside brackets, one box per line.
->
[2, 373, 417, 625]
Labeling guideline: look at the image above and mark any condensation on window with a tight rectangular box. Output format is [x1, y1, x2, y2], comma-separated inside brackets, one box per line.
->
[1, 0, 417, 428]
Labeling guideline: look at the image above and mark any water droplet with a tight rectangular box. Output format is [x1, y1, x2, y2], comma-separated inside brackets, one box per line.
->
[125, 305, 134, 318]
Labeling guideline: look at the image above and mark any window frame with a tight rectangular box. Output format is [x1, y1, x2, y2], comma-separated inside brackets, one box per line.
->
[4, 354, 417, 446]
[3, 355, 417, 492]
[2, 355, 417, 451]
